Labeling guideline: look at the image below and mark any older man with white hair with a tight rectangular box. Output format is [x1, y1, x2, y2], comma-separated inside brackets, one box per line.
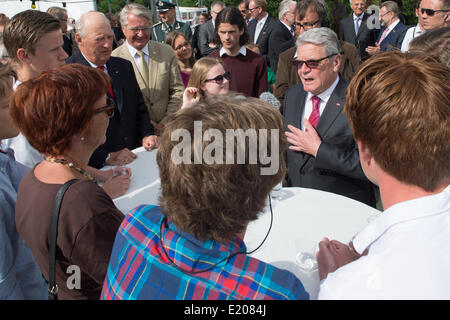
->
[268, 0, 296, 73]
[283, 27, 376, 207]
[67, 11, 158, 169]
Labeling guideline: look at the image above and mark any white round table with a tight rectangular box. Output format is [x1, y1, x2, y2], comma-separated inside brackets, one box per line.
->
[107, 147, 380, 300]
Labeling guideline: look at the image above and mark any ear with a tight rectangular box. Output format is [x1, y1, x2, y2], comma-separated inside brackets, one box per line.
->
[75, 33, 83, 46]
[357, 140, 372, 166]
[239, 28, 244, 36]
[333, 54, 341, 73]
[16, 48, 31, 65]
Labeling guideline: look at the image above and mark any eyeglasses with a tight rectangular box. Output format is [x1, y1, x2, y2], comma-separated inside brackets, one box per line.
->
[95, 97, 115, 118]
[293, 54, 337, 69]
[379, 11, 392, 18]
[127, 26, 151, 33]
[248, 6, 260, 13]
[296, 20, 320, 30]
[174, 41, 191, 51]
[240, 9, 248, 13]
[420, 8, 450, 16]
[204, 71, 231, 84]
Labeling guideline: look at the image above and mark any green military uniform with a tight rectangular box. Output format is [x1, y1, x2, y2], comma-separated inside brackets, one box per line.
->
[152, 0, 193, 43]
[152, 20, 193, 43]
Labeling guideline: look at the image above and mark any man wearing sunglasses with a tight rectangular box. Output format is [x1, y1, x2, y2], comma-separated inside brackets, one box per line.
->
[401, 0, 449, 51]
[283, 28, 376, 208]
[419, 0, 449, 30]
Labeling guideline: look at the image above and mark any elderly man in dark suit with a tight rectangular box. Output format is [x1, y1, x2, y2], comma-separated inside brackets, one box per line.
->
[339, 0, 379, 60]
[284, 27, 375, 207]
[198, 1, 225, 57]
[67, 11, 157, 168]
[247, 0, 278, 67]
[268, 0, 296, 74]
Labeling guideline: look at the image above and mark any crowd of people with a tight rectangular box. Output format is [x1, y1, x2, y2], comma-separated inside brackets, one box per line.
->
[0, 0, 449, 300]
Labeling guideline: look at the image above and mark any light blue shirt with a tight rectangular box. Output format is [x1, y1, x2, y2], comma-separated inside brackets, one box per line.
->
[0, 148, 47, 299]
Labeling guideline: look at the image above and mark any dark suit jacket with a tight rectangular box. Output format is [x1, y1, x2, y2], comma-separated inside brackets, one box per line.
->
[198, 20, 216, 57]
[274, 41, 360, 108]
[268, 20, 294, 74]
[248, 15, 278, 67]
[283, 78, 376, 207]
[377, 21, 408, 52]
[67, 50, 154, 168]
[339, 13, 380, 60]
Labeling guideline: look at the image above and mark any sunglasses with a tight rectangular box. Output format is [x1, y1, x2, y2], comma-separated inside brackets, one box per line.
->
[204, 71, 231, 84]
[95, 97, 115, 118]
[293, 54, 337, 69]
[420, 8, 449, 16]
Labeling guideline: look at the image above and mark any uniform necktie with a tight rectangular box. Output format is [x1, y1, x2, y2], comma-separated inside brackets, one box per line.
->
[308, 96, 321, 128]
[137, 51, 149, 87]
[97, 66, 115, 99]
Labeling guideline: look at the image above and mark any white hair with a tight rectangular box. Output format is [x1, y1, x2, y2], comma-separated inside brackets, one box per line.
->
[278, 0, 296, 20]
[296, 27, 340, 56]
[76, 11, 110, 38]
[119, 3, 153, 27]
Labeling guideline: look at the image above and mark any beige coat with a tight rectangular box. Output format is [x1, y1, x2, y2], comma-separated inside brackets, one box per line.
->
[112, 41, 184, 124]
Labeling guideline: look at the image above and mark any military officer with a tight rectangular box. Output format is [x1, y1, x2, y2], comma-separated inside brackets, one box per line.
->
[152, 0, 193, 43]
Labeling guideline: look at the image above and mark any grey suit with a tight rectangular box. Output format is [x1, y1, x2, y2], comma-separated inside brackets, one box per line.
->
[198, 20, 216, 57]
[283, 77, 376, 207]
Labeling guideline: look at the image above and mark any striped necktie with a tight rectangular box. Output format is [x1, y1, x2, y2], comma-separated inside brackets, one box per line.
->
[308, 96, 321, 128]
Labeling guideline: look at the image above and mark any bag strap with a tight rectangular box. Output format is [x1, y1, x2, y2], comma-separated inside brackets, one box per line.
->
[48, 179, 78, 300]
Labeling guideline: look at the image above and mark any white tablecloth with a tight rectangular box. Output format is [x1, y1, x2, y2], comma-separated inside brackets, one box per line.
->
[107, 147, 380, 299]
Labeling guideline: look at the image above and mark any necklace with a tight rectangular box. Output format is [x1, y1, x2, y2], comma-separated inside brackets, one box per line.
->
[45, 157, 96, 182]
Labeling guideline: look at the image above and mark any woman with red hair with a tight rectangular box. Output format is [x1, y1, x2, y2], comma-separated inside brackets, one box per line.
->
[11, 64, 125, 300]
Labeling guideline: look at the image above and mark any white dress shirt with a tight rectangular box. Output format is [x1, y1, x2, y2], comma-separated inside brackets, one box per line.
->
[300, 76, 340, 130]
[1, 80, 44, 169]
[126, 40, 150, 70]
[219, 45, 247, 57]
[401, 24, 426, 52]
[319, 184, 450, 299]
[254, 13, 269, 43]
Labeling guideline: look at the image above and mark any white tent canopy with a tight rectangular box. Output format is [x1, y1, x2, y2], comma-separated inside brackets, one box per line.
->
[0, 0, 96, 22]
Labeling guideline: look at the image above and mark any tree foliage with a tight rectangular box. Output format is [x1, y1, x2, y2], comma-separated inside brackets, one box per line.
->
[97, 0, 417, 26]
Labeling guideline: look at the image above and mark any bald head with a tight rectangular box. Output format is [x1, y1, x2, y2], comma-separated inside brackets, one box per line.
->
[75, 11, 114, 66]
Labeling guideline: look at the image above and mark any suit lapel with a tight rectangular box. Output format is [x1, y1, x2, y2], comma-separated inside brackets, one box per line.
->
[315, 78, 346, 137]
[106, 59, 124, 114]
[356, 13, 368, 40]
[298, 78, 346, 170]
[256, 16, 271, 44]
[147, 42, 159, 101]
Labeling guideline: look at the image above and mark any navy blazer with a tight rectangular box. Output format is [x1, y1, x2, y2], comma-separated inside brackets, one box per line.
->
[377, 21, 408, 52]
[248, 15, 278, 67]
[283, 77, 376, 207]
[67, 50, 154, 168]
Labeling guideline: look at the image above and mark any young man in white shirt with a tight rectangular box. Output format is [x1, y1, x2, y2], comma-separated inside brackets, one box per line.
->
[317, 52, 450, 299]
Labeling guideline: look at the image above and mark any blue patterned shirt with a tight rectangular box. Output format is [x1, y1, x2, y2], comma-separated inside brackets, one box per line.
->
[0, 148, 47, 299]
[102, 205, 309, 300]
